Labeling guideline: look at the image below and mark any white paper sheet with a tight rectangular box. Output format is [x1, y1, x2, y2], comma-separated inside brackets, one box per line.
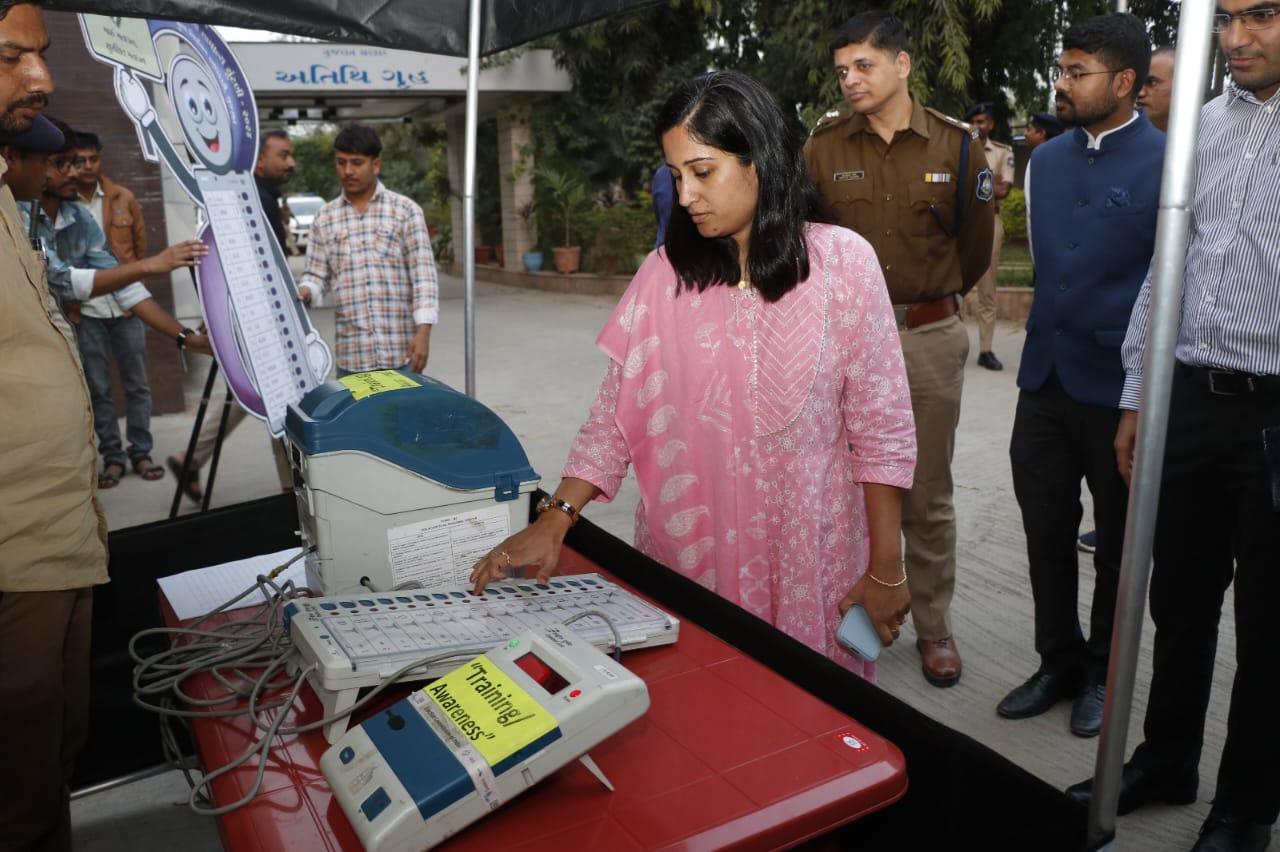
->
[387, 505, 511, 589]
[158, 547, 306, 621]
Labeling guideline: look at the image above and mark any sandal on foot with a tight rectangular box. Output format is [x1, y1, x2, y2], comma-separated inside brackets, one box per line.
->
[166, 455, 203, 502]
[132, 455, 165, 481]
[98, 462, 125, 489]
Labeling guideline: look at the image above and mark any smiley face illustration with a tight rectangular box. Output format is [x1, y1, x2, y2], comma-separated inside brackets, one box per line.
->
[167, 54, 233, 170]
[106, 20, 333, 434]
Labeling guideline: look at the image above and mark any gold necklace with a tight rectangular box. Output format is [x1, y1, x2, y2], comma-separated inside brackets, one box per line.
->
[737, 278, 750, 290]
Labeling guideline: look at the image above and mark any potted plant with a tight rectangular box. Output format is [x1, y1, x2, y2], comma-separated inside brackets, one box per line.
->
[518, 201, 543, 272]
[536, 167, 587, 274]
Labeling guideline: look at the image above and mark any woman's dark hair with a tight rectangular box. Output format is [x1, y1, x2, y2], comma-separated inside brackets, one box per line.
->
[655, 70, 829, 303]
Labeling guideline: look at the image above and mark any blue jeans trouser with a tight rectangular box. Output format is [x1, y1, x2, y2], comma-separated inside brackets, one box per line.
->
[75, 315, 153, 468]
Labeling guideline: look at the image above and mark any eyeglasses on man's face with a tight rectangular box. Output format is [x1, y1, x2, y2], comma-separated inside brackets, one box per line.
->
[1212, 7, 1280, 33]
[49, 156, 86, 172]
[1050, 65, 1121, 85]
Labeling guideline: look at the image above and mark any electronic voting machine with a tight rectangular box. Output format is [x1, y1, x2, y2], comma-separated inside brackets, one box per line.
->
[320, 625, 648, 852]
[285, 573, 679, 743]
[284, 371, 540, 596]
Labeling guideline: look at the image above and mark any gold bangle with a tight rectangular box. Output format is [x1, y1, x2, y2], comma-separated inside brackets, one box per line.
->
[867, 567, 908, 588]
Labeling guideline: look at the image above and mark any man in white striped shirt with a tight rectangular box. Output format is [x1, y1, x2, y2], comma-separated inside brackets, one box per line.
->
[1066, 4, 1280, 849]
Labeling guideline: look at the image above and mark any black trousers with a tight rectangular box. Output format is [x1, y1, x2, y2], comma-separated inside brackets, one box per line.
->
[1009, 377, 1126, 681]
[1131, 365, 1280, 824]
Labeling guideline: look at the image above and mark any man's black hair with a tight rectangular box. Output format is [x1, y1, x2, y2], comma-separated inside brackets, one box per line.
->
[830, 10, 911, 57]
[333, 123, 382, 158]
[259, 128, 289, 154]
[1062, 13, 1152, 100]
[1029, 112, 1064, 138]
[964, 101, 996, 122]
[0, 0, 42, 21]
[74, 131, 101, 152]
[46, 116, 75, 153]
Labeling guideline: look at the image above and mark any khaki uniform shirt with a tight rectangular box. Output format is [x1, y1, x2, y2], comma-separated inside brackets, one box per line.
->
[0, 154, 109, 592]
[803, 97, 995, 302]
[983, 138, 1016, 213]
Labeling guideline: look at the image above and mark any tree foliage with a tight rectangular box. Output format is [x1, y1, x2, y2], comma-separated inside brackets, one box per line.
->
[286, 1, 1187, 255]
[533, 0, 1184, 193]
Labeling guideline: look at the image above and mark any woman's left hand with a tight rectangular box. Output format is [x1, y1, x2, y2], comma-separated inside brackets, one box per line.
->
[838, 563, 911, 647]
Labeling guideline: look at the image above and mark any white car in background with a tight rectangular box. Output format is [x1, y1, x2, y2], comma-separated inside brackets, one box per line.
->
[286, 194, 324, 253]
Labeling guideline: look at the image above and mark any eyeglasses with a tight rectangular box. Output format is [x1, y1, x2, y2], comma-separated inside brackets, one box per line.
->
[1212, 8, 1279, 33]
[1050, 66, 1122, 85]
[50, 156, 85, 172]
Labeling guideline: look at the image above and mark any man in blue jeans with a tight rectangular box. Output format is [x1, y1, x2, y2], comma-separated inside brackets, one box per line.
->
[12, 117, 209, 487]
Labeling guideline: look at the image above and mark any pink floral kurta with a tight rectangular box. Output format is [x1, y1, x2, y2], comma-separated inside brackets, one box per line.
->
[563, 223, 916, 678]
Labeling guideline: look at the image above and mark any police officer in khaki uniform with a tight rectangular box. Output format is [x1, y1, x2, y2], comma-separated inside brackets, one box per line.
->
[804, 9, 994, 688]
[964, 101, 1016, 371]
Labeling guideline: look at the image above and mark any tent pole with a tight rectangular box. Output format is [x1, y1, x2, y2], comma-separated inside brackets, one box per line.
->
[1085, 1, 1215, 848]
[462, 0, 483, 397]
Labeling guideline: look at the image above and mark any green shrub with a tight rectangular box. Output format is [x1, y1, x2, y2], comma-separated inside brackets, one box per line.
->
[1001, 187, 1027, 241]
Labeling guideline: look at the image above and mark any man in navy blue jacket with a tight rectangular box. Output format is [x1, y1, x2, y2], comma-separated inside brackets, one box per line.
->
[996, 13, 1163, 738]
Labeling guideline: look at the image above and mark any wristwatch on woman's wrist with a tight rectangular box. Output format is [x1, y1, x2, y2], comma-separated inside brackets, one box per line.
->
[175, 327, 196, 350]
[536, 495, 579, 526]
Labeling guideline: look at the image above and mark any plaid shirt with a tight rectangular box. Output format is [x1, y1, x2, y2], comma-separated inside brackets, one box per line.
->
[300, 182, 438, 371]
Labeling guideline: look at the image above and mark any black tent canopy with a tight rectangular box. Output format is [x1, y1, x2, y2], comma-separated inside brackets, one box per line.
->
[45, 0, 661, 56]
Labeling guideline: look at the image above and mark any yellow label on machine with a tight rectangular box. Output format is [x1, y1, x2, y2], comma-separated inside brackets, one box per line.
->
[420, 655, 558, 767]
[337, 370, 420, 400]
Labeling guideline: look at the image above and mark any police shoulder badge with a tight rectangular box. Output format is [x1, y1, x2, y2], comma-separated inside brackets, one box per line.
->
[976, 167, 994, 202]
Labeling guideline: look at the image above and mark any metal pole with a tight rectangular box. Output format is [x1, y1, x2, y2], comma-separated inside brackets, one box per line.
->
[462, 0, 483, 397]
[1086, 1, 1216, 848]
[1114, 0, 1128, 11]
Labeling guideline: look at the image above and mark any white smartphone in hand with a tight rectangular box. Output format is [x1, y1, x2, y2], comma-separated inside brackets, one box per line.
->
[836, 605, 883, 662]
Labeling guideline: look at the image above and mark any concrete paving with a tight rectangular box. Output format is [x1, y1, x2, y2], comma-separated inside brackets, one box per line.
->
[74, 269, 1250, 851]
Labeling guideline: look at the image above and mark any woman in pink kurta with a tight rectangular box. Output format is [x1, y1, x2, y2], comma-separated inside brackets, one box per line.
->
[472, 71, 916, 679]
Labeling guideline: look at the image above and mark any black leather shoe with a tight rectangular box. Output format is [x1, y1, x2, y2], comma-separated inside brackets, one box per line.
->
[1191, 809, 1274, 852]
[977, 351, 1004, 371]
[1064, 760, 1198, 815]
[997, 668, 1080, 719]
[1070, 680, 1105, 738]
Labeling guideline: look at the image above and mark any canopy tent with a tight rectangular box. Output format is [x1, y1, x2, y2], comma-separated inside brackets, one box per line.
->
[47, 0, 659, 396]
[45, 0, 660, 56]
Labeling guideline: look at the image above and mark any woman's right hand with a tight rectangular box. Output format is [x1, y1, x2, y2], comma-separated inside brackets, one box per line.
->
[469, 512, 573, 595]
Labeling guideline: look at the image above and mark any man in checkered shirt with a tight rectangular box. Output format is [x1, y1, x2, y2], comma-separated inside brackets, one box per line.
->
[298, 123, 438, 375]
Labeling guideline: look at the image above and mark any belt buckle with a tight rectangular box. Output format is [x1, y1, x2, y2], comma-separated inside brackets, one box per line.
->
[1208, 369, 1253, 395]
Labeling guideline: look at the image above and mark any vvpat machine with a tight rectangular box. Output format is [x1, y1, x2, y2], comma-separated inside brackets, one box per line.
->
[285, 370, 539, 595]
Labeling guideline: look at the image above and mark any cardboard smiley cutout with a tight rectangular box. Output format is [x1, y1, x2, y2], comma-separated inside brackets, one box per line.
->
[79, 15, 332, 436]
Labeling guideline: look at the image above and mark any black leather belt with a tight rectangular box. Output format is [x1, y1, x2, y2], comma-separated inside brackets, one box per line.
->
[1179, 362, 1280, 396]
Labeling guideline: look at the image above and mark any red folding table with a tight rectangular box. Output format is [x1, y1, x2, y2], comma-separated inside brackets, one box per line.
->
[162, 547, 906, 850]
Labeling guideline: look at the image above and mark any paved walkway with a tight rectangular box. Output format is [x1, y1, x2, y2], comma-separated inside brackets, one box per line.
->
[78, 271, 1245, 851]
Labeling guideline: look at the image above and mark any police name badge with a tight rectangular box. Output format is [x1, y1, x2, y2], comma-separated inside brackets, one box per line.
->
[976, 167, 995, 202]
[834, 170, 865, 181]
[924, 172, 952, 183]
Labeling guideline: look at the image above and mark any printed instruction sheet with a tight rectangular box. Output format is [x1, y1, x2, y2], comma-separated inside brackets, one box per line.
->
[387, 505, 511, 588]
